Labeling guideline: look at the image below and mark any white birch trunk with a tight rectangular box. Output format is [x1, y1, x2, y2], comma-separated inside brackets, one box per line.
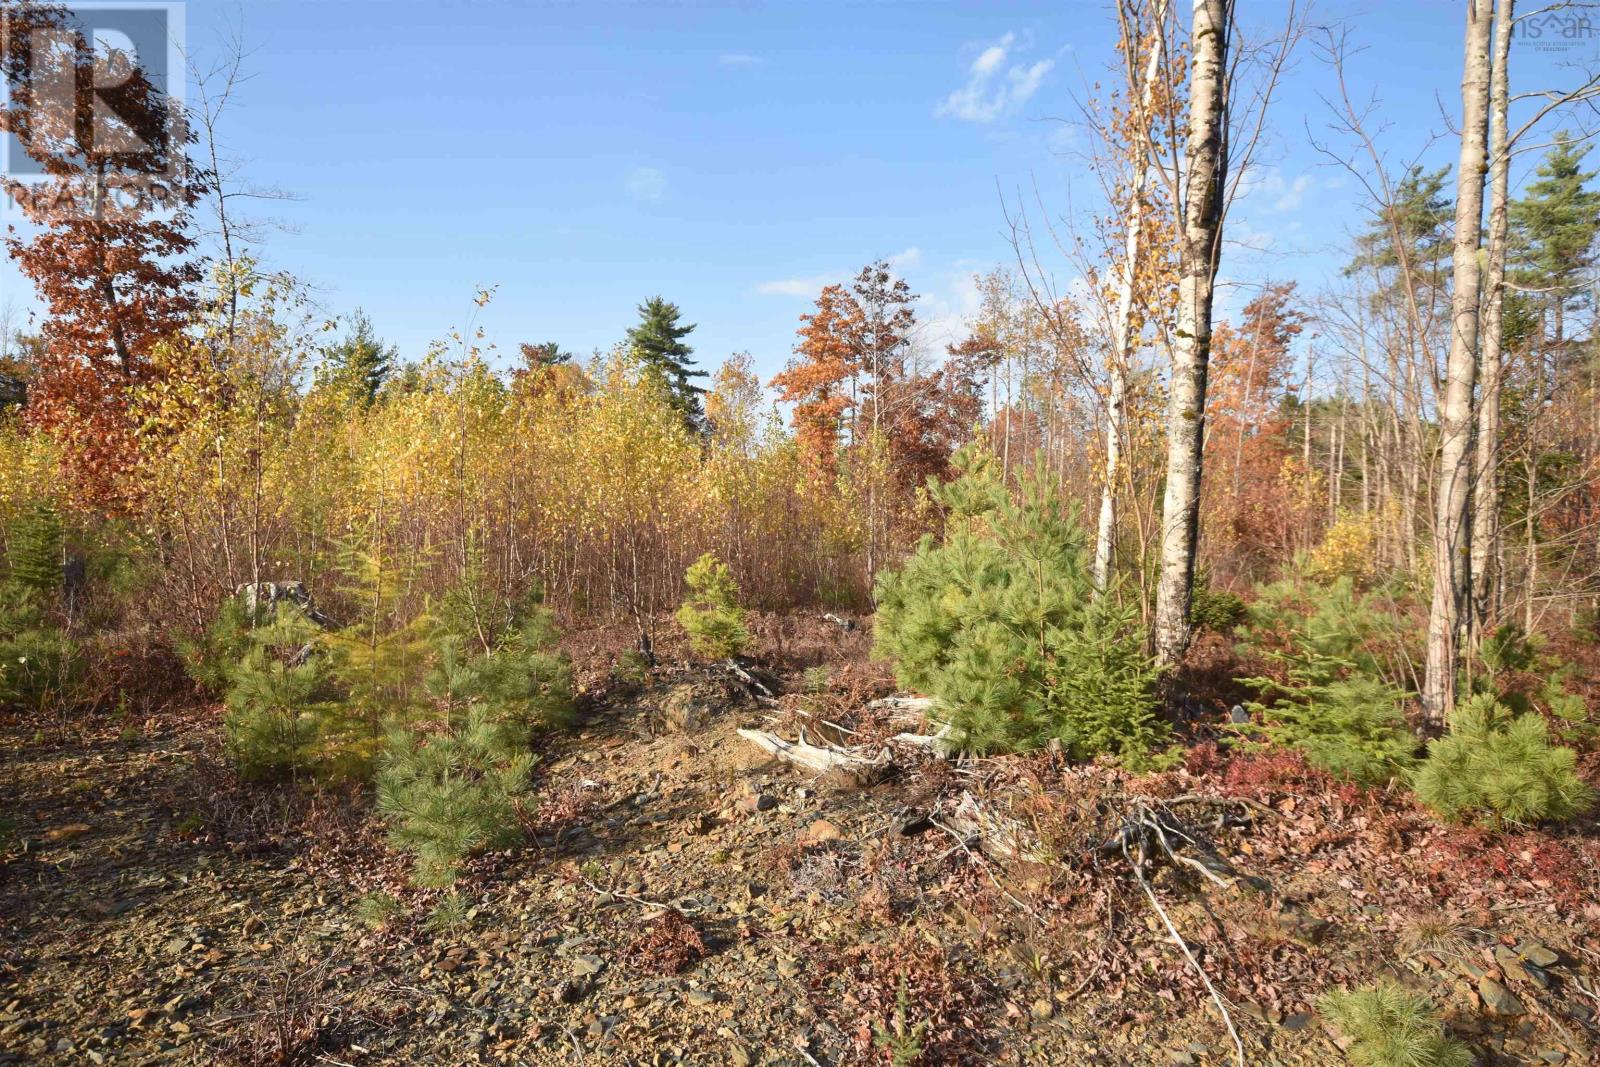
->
[1094, 0, 1171, 592]
[1423, 0, 1494, 726]
[1154, 0, 1230, 666]
[1470, 0, 1512, 636]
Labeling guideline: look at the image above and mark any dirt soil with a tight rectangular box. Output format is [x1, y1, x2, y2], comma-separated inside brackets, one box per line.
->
[3, 637, 1599, 1066]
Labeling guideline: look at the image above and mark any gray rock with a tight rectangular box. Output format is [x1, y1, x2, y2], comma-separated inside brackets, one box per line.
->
[1519, 941, 1560, 968]
[1495, 946, 1530, 983]
[1479, 977, 1525, 1017]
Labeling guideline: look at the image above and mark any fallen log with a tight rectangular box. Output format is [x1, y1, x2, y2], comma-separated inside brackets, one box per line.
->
[887, 721, 955, 755]
[869, 695, 936, 717]
[940, 790, 1039, 862]
[734, 727, 890, 786]
[722, 657, 781, 701]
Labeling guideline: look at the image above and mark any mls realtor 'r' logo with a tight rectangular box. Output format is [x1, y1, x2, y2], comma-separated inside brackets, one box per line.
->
[1512, 8, 1599, 53]
[1, 2, 187, 215]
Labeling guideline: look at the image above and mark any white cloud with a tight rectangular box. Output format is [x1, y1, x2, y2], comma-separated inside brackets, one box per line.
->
[887, 246, 922, 270]
[1273, 174, 1313, 213]
[1237, 164, 1316, 214]
[756, 274, 835, 298]
[936, 32, 1054, 124]
[717, 53, 763, 69]
[625, 166, 667, 203]
[917, 269, 986, 353]
[757, 250, 922, 299]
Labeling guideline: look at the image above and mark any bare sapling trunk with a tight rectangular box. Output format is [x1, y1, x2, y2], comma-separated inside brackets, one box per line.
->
[1471, 0, 1512, 637]
[1153, 0, 1230, 666]
[1423, 0, 1494, 726]
[1095, 0, 1171, 592]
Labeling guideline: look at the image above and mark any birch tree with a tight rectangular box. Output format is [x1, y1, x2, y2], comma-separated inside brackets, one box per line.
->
[1095, 0, 1172, 590]
[1422, 0, 1493, 726]
[1470, 0, 1513, 636]
[1153, 0, 1231, 665]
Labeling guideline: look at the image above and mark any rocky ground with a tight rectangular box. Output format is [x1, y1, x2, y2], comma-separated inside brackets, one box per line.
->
[2, 631, 1598, 1066]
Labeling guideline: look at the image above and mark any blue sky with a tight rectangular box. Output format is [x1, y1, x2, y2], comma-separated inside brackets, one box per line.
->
[4, 1, 1598, 385]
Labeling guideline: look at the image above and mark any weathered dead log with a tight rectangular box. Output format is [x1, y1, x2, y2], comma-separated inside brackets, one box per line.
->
[722, 657, 781, 700]
[940, 791, 1037, 862]
[869, 695, 936, 716]
[734, 727, 890, 786]
[237, 581, 336, 628]
[887, 722, 955, 754]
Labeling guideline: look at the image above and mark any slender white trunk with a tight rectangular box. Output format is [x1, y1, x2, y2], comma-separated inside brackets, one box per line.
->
[1154, 0, 1230, 666]
[1423, 0, 1494, 726]
[1095, 0, 1171, 591]
[1471, 0, 1512, 636]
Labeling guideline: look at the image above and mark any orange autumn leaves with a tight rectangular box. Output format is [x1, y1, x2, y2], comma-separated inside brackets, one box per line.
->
[770, 261, 980, 495]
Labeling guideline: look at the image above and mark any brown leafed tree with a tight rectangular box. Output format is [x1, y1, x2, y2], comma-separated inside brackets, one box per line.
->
[771, 283, 863, 476]
[1201, 282, 1309, 581]
[1, 1, 203, 505]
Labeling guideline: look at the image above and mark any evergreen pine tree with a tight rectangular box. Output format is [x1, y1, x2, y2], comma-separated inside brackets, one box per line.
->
[223, 605, 333, 780]
[518, 341, 573, 368]
[1509, 134, 1600, 365]
[0, 504, 78, 717]
[373, 561, 574, 885]
[322, 310, 397, 404]
[1413, 694, 1592, 827]
[325, 527, 433, 719]
[1319, 981, 1472, 1067]
[179, 592, 261, 694]
[873, 448, 1162, 759]
[1346, 165, 1454, 304]
[1240, 578, 1417, 785]
[5, 501, 62, 599]
[676, 552, 749, 660]
[626, 296, 705, 429]
[376, 704, 534, 886]
[431, 538, 576, 728]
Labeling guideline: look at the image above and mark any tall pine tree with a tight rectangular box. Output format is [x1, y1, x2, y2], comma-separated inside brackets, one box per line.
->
[626, 297, 705, 429]
[1345, 165, 1455, 308]
[322, 311, 397, 403]
[1510, 135, 1600, 367]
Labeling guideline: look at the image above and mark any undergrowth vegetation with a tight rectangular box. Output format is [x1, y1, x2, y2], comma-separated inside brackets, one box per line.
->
[1239, 577, 1417, 785]
[873, 449, 1163, 760]
[676, 552, 750, 660]
[1319, 981, 1472, 1067]
[1413, 694, 1593, 828]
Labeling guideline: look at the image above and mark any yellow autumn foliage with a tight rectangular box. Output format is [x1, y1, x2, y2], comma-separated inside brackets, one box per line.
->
[1308, 511, 1379, 587]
